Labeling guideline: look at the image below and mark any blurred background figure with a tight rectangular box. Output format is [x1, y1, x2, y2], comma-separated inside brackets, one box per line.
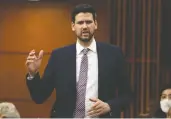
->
[152, 85, 171, 118]
[0, 102, 20, 118]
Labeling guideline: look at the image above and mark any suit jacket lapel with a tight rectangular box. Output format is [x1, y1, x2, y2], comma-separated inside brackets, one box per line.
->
[97, 42, 105, 98]
[68, 44, 76, 88]
[67, 44, 77, 110]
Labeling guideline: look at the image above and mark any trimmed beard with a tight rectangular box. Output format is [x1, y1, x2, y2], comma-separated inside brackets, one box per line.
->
[78, 34, 93, 42]
[79, 38, 91, 42]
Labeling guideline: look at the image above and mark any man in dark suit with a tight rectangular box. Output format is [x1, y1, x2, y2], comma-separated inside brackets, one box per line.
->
[25, 4, 132, 118]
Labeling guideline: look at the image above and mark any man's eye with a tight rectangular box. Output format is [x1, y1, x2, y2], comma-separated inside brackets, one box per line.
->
[77, 21, 84, 24]
[86, 21, 92, 24]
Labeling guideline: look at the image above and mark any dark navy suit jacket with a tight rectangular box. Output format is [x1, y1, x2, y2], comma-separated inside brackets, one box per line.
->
[26, 42, 132, 118]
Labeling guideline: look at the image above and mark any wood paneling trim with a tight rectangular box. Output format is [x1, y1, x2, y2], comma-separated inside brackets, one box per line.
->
[0, 98, 54, 102]
[0, 51, 51, 55]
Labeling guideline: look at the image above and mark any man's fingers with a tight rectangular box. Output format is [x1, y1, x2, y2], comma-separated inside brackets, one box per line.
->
[29, 50, 36, 56]
[27, 56, 36, 60]
[89, 113, 98, 118]
[91, 101, 101, 109]
[88, 102, 102, 113]
[88, 102, 99, 112]
[88, 110, 101, 118]
[88, 108, 93, 112]
[38, 50, 44, 59]
[25, 60, 34, 65]
[95, 108, 103, 113]
[87, 99, 110, 117]
[27, 50, 44, 61]
[88, 110, 96, 116]
[89, 98, 98, 102]
[93, 103, 103, 110]
[88, 108, 104, 117]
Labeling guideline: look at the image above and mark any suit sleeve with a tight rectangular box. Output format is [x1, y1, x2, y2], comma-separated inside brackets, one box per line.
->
[26, 51, 56, 104]
[107, 47, 133, 117]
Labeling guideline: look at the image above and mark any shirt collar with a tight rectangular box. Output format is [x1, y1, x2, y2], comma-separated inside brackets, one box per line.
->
[76, 38, 97, 55]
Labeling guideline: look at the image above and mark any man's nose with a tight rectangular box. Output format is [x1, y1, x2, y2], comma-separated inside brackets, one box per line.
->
[82, 22, 88, 28]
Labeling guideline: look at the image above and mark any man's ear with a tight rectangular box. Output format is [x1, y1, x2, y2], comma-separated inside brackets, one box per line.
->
[94, 20, 98, 30]
[71, 22, 75, 31]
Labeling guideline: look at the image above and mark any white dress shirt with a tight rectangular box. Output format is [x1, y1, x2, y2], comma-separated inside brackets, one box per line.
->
[76, 38, 98, 117]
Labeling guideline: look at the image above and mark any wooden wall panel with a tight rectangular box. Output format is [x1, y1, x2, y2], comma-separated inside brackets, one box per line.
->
[0, 3, 75, 52]
[0, 54, 51, 99]
[109, 0, 167, 118]
[0, 2, 72, 117]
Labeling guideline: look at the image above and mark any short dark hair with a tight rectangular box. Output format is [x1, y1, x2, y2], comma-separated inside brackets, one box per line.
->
[159, 84, 171, 95]
[71, 4, 97, 23]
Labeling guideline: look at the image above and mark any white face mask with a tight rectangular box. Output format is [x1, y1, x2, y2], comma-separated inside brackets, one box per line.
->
[160, 99, 171, 113]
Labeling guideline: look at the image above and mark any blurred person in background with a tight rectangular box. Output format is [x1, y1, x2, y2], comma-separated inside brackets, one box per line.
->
[0, 102, 20, 118]
[152, 85, 171, 118]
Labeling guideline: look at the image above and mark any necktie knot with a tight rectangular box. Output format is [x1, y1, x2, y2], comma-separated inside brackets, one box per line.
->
[82, 48, 89, 55]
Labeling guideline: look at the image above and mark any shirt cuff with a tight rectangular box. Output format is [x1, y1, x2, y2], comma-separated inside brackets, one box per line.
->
[27, 73, 34, 80]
